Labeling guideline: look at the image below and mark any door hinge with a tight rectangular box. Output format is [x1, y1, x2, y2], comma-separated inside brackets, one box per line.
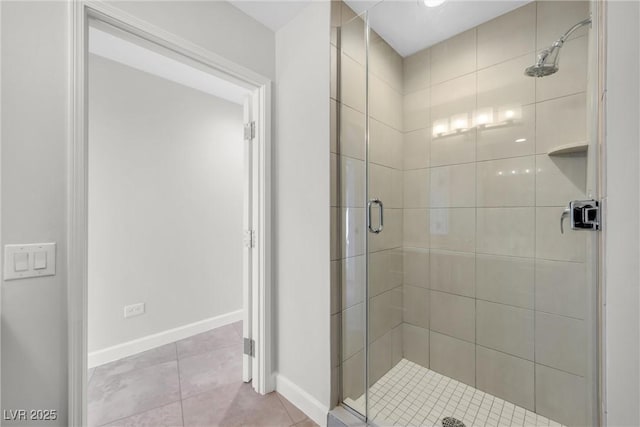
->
[243, 337, 255, 357]
[244, 229, 255, 248]
[244, 121, 255, 140]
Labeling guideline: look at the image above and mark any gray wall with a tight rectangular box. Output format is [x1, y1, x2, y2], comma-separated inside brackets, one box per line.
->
[0, 2, 273, 424]
[88, 54, 243, 354]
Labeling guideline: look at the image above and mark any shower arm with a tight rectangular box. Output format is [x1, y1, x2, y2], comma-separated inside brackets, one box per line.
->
[535, 17, 592, 66]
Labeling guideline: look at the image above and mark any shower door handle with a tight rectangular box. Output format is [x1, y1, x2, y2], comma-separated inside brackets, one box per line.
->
[368, 199, 384, 234]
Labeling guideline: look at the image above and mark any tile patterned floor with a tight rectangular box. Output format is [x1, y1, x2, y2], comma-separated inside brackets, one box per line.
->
[345, 359, 566, 427]
[88, 321, 317, 427]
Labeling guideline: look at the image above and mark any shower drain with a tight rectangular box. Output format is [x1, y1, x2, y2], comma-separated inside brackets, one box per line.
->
[441, 417, 466, 427]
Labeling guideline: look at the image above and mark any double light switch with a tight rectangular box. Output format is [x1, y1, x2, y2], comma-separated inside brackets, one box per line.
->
[3, 243, 56, 280]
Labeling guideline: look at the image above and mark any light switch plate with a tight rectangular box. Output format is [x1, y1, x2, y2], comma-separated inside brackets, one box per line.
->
[4, 243, 56, 280]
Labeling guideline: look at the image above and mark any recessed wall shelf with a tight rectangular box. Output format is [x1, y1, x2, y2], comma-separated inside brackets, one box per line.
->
[547, 141, 589, 156]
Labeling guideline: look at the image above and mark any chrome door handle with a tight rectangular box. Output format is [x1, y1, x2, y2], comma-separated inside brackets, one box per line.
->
[560, 207, 570, 234]
[367, 199, 384, 234]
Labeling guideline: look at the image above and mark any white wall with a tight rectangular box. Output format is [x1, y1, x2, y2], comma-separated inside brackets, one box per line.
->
[88, 54, 243, 354]
[274, 2, 332, 424]
[0, 2, 274, 424]
[604, 1, 640, 426]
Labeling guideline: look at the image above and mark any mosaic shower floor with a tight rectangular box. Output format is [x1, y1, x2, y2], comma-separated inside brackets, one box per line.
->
[345, 359, 566, 427]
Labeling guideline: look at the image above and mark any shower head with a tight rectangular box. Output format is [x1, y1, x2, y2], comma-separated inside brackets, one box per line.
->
[524, 17, 591, 78]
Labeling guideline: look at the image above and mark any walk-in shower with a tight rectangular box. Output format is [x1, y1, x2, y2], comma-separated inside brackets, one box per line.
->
[331, 1, 600, 426]
[525, 17, 592, 77]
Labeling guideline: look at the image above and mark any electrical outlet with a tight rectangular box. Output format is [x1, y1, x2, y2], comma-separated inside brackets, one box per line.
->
[124, 303, 145, 318]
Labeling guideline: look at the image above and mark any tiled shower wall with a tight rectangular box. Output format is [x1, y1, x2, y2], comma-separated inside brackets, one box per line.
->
[400, 2, 592, 426]
[331, 1, 594, 426]
[330, 0, 406, 405]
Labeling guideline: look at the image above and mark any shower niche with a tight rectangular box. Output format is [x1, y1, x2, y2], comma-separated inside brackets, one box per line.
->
[330, 1, 600, 426]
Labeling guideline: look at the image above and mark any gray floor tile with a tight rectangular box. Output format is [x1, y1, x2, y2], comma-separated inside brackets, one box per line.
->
[232, 320, 243, 337]
[178, 343, 243, 399]
[181, 382, 294, 427]
[102, 401, 183, 427]
[88, 360, 180, 426]
[176, 324, 241, 359]
[93, 343, 177, 382]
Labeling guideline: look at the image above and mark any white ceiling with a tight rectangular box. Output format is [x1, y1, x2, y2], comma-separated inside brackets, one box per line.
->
[344, 0, 532, 57]
[89, 27, 250, 105]
[228, 0, 532, 58]
[229, 1, 314, 32]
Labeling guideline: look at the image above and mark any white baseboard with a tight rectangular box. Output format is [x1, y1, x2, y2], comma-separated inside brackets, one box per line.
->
[275, 373, 329, 426]
[88, 309, 243, 368]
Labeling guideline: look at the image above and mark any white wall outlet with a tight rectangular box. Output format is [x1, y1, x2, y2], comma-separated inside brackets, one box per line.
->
[123, 303, 145, 319]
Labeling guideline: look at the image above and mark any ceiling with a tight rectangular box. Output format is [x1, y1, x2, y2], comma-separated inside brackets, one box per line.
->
[228, 0, 532, 58]
[89, 27, 250, 105]
[229, 1, 314, 32]
[344, 0, 532, 57]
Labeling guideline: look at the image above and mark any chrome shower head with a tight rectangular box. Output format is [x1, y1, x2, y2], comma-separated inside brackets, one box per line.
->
[524, 17, 591, 78]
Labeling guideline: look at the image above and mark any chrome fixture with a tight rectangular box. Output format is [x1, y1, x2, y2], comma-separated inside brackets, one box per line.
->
[525, 17, 592, 77]
[560, 199, 600, 234]
[367, 199, 384, 234]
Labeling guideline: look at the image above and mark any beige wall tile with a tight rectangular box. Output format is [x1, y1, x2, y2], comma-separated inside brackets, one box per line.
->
[536, 1, 591, 48]
[476, 300, 534, 360]
[370, 208, 402, 252]
[342, 302, 365, 360]
[391, 325, 403, 367]
[535, 259, 586, 319]
[477, 2, 536, 69]
[404, 88, 430, 132]
[403, 323, 429, 368]
[430, 250, 475, 298]
[370, 249, 403, 297]
[339, 155, 365, 208]
[370, 74, 403, 130]
[535, 312, 587, 376]
[476, 254, 534, 309]
[341, 207, 365, 258]
[477, 104, 535, 161]
[370, 118, 403, 169]
[340, 8, 365, 64]
[477, 54, 535, 109]
[403, 128, 430, 170]
[404, 168, 430, 209]
[536, 207, 587, 262]
[430, 131, 476, 167]
[536, 36, 588, 102]
[331, 99, 338, 153]
[430, 290, 475, 342]
[403, 247, 430, 288]
[404, 48, 430, 94]
[430, 331, 476, 386]
[476, 346, 535, 411]
[342, 255, 365, 309]
[431, 73, 476, 125]
[369, 331, 392, 384]
[331, 260, 341, 315]
[430, 163, 476, 208]
[477, 156, 535, 207]
[403, 285, 430, 329]
[536, 93, 587, 154]
[342, 350, 365, 400]
[476, 207, 535, 257]
[331, 207, 340, 261]
[535, 364, 587, 426]
[331, 153, 338, 207]
[340, 104, 365, 160]
[331, 45, 338, 101]
[535, 153, 587, 207]
[370, 288, 403, 342]
[403, 208, 429, 249]
[431, 29, 476, 85]
[331, 313, 341, 367]
[430, 208, 476, 252]
[340, 52, 366, 113]
[370, 34, 403, 93]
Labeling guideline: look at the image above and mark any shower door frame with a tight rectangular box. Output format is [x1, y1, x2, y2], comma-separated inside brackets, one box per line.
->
[67, 2, 274, 425]
[339, 1, 609, 425]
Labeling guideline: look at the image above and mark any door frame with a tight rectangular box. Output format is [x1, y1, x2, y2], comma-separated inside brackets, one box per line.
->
[67, 2, 273, 425]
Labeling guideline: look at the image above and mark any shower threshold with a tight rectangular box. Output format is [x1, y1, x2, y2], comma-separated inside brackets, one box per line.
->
[344, 359, 566, 427]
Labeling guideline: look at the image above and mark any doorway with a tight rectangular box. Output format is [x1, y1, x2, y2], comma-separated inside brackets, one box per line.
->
[68, 3, 273, 425]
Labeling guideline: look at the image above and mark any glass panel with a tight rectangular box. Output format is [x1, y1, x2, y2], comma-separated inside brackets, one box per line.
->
[335, 3, 368, 419]
[362, 1, 599, 426]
